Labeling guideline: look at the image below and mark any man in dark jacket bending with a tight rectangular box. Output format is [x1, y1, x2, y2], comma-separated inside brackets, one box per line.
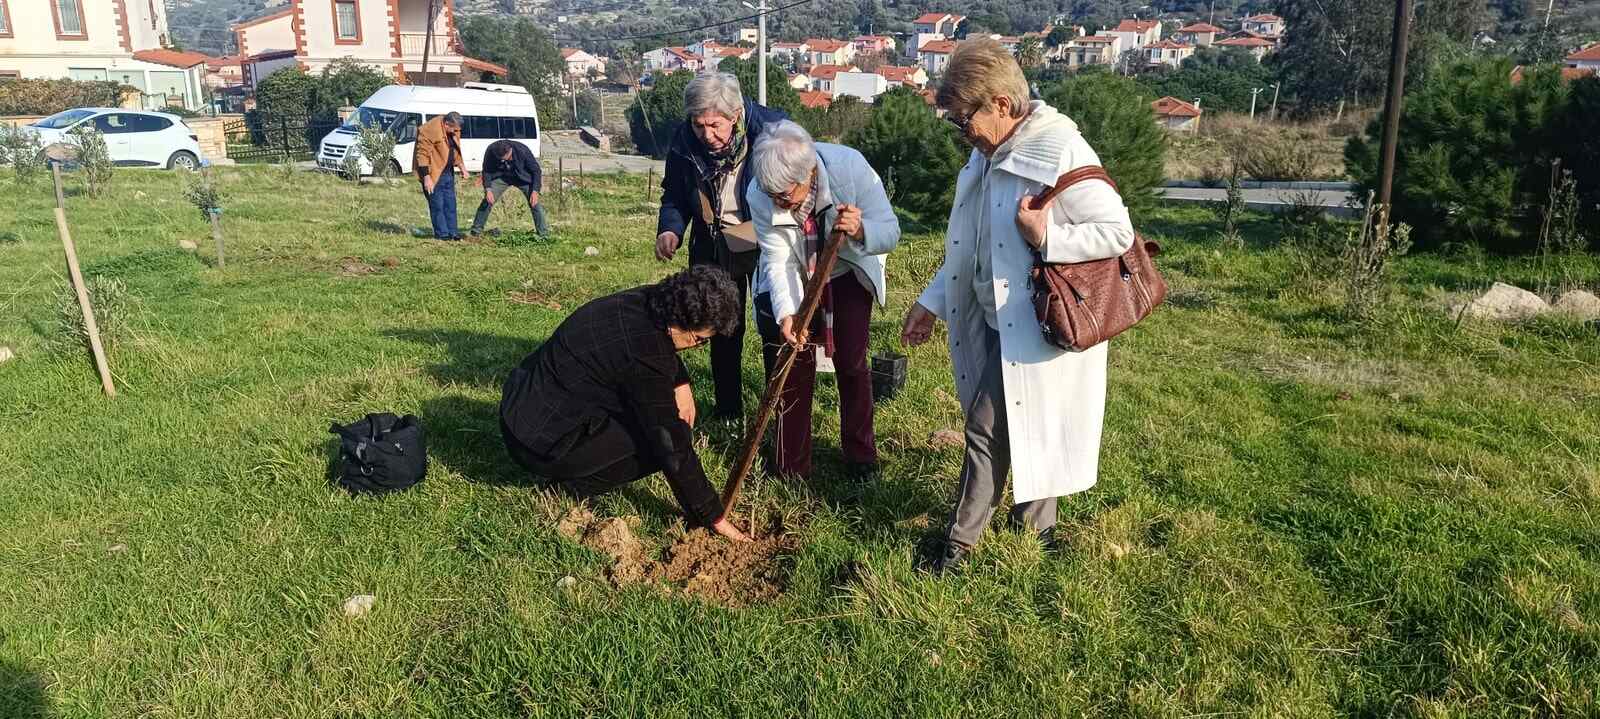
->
[470, 139, 548, 238]
[654, 71, 788, 421]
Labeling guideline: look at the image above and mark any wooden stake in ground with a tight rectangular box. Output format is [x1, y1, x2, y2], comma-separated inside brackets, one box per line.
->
[203, 165, 225, 268]
[722, 225, 846, 513]
[49, 161, 117, 397]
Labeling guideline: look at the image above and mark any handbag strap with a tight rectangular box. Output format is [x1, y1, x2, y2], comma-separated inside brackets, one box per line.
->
[1027, 165, 1120, 211]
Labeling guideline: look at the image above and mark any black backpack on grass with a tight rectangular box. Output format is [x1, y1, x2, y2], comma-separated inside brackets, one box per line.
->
[329, 413, 426, 494]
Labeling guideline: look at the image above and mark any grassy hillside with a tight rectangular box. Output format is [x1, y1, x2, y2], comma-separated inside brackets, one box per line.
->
[0, 166, 1597, 717]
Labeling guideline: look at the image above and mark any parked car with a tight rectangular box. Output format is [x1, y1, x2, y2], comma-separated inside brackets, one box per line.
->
[316, 82, 540, 177]
[27, 108, 205, 171]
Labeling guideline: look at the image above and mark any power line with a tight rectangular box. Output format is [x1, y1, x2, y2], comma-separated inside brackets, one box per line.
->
[550, 0, 814, 43]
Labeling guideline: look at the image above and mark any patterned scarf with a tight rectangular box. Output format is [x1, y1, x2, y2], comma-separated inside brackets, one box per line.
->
[706, 116, 748, 178]
[795, 178, 835, 358]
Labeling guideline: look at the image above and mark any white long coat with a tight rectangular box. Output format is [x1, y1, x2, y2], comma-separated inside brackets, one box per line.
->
[915, 102, 1135, 503]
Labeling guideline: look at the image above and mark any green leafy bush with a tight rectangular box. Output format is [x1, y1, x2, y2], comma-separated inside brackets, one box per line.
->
[1042, 72, 1166, 217]
[68, 125, 112, 197]
[846, 86, 965, 219]
[0, 79, 128, 116]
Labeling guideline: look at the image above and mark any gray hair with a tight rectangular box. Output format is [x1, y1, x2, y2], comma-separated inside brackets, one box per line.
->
[751, 120, 817, 195]
[443, 111, 462, 125]
[684, 72, 745, 120]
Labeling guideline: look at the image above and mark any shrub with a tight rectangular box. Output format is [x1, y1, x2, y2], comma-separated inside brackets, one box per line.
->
[68, 125, 113, 197]
[0, 79, 127, 116]
[1, 124, 45, 185]
[182, 172, 224, 220]
[626, 70, 692, 158]
[1042, 72, 1166, 217]
[1239, 140, 1321, 182]
[52, 275, 136, 352]
[1345, 57, 1576, 251]
[1342, 198, 1413, 320]
[354, 124, 397, 178]
[846, 86, 965, 219]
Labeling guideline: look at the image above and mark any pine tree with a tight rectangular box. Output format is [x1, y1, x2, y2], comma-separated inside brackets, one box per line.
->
[847, 86, 966, 219]
[1042, 71, 1166, 218]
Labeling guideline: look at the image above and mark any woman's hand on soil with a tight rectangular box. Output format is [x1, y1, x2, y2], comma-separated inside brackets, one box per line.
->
[712, 517, 753, 543]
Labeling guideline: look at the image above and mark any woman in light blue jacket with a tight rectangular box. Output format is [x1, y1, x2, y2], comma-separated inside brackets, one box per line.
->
[747, 120, 901, 479]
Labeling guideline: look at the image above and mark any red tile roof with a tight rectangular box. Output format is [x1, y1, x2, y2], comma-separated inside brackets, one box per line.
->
[878, 65, 922, 83]
[132, 49, 211, 69]
[1244, 14, 1283, 22]
[666, 47, 700, 62]
[1147, 40, 1193, 50]
[806, 39, 849, 52]
[1178, 22, 1225, 33]
[920, 40, 958, 54]
[1152, 96, 1202, 118]
[1511, 65, 1598, 84]
[1073, 35, 1117, 44]
[205, 54, 248, 70]
[1115, 19, 1159, 33]
[718, 47, 751, 58]
[798, 90, 833, 109]
[1569, 42, 1600, 62]
[560, 48, 583, 59]
[464, 57, 510, 75]
[914, 12, 950, 24]
[808, 64, 855, 80]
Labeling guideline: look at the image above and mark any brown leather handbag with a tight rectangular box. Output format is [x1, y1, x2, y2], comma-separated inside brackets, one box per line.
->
[1027, 166, 1167, 352]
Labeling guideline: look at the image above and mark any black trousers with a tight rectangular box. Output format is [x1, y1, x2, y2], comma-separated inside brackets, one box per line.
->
[689, 239, 758, 419]
[502, 415, 657, 497]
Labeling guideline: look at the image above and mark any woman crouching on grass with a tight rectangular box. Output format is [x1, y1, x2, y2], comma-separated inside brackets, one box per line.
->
[499, 266, 752, 542]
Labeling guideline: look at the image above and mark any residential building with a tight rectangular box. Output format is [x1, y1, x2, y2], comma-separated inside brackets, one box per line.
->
[877, 64, 927, 88]
[807, 63, 857, 93]
[704, 46, 751, 71]
[908, 32, 946, 60]
[1568, 42, 1600, 71]
[230, 0, 508, 88]
[1152, 96, 1201, 132]
[805, 38, 854, 67]
[797, 90, 831, 109]
[771, 41, 810, 66]
[1145, 40, 1194, 68]
[1174, 22, 1224, 47]
[561, 48, 605, 80]
[0, 0, 216, 109]
[1510, 65, 1597, 84]
[738, 28, 758, 45]
[786, 72, 810, 90]
[1241, 14, 1285, 38]
[204, 54, 247, 89]
[993, 35, 1022, 53]
[1215, 36, 1273, 60]
[1108, 19, 1161, 51]
[852, 35, 894, 56]
[1064, 34, 1121, 68]
[689, 39, 724, 57]
[912, 12, 964, 37]
[918, 39, 957, 75]
[833, 70, 888, 102]
[644, 46, 700, 72]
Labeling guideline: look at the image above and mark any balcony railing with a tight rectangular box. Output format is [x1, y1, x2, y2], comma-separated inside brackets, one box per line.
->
[398, 32, 459, 57]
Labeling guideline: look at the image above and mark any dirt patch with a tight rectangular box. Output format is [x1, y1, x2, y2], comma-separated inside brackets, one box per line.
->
[338, 256, 379, 276]
[507, 290, 563, 310]
[555, 507, 792, 606]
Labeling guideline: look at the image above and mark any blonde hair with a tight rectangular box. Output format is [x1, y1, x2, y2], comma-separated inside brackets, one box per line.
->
[935, 38, 1030, 119]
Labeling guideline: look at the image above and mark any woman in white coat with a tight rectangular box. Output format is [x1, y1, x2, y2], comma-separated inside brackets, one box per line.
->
[901, 38, 1135, 574]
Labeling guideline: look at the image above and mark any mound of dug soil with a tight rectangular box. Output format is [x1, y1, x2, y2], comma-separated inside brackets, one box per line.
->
[555, 507, 792, 606]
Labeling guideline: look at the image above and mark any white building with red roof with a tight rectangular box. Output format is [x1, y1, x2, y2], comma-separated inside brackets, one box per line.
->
[1242, 14, 1285, 38]
[805, 38, 856, 67]
[1175, 22, 1225, 47]
[1065, 34, 1123, 67]
[560, 48, 605, 80]
[1109, 18, 1162, 51]
[1145, 39, 1195, 68]
[913, 13, 965, 36]
[878, 65, 928, 89]
[852, 35, 896, 55]
[644, 46, 701, 72]
[1568, 42, 1600, 71]
[1152, 96, 1202, 132]
[807, 63, 858, 93]
[1215, 35, 1274, 60]
[918, 39, 958, 75]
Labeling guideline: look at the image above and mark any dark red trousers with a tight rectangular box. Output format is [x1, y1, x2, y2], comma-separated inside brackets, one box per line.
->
[755, 274, 877, 476]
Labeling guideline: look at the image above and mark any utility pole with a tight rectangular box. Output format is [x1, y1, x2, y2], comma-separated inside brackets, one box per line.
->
[743, 0, 770, 105]
[1269, 81, 1280, 121]
[1545, 0, 1557, 28]
[1250, 87, 1263, 121]
[1377, 0, 1413, 209]
[420, 0, 438, 86]
[1209, 0, 1216, 26]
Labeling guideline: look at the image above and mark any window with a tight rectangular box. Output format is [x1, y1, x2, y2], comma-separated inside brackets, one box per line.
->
[68, 68, 108, 81]
[333, 0, 361, 43]
[501, 117, 537, 140]
[53, 0, 86, 38]
[130, 114, 172, 132]
[0, 0, 12, 37]
[0, 71, 20, 82]
[94, 114, 139, 135]
[461, 115, 500, 140]
[392, 113, 420, 143]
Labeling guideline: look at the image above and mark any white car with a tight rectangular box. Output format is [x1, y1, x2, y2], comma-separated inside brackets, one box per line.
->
[27, 108, 205, 171]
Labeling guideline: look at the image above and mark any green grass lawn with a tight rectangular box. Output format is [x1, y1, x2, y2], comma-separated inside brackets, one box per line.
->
[1, 166, 1598, 718]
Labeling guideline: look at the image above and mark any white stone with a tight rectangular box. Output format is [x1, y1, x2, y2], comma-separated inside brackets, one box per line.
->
[108, 543, 127, 553]
[1553, 290, 1600, 320]
[557, 575, 577, 589]
[0, 347, 12, 364]
[341, 594, 376, 618]
[1456, 282, 1548, 322]
[584, 246, 600, 257]
[178, 240, 198, 251]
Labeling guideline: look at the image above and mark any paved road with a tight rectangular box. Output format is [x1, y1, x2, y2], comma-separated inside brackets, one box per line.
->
[1156, 186, 1359, 216]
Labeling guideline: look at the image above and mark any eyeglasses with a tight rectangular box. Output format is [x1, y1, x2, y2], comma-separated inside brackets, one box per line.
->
[945, 105, 980, 133]
[691, 332, 713, 348]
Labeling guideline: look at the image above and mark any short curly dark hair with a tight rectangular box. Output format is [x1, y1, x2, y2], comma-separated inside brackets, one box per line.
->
[643, 265, 740, 336]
